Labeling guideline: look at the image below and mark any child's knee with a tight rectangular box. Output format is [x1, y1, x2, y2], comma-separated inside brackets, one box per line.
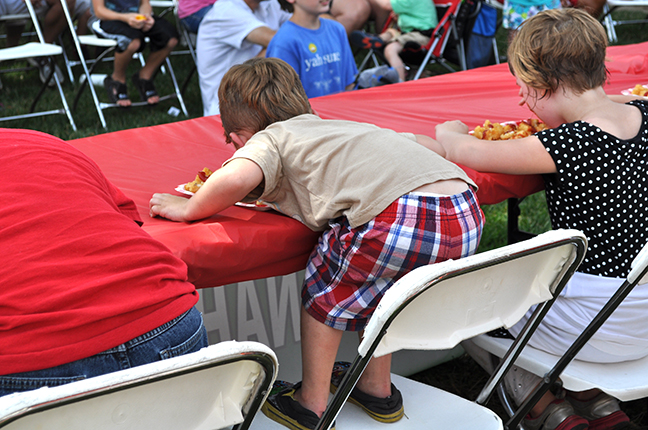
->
[126, 38, 141, 52]
[167, 36, 178, 50]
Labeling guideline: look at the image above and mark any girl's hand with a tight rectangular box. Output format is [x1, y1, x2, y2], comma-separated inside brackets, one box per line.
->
[435, 120, 469, 140]
[149, 193, 190, 221]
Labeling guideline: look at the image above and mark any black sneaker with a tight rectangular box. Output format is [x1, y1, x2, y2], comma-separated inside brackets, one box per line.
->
[261, 381, 335, 430]
[330, 361, 404, 423]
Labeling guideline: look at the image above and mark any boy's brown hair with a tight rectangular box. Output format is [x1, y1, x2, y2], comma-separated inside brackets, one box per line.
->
[277, 0, 293, 13]
[508, 8, 608, 96]
[218, 57, 312, 143]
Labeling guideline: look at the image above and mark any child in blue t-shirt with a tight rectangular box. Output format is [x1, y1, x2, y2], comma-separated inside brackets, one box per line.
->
[266, 0, 357, 98]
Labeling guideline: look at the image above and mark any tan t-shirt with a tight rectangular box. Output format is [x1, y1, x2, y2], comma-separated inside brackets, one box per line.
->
[225, 114, 476, 231]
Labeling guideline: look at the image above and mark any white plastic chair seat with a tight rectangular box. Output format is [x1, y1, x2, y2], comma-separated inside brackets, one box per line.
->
[0, 42, 62, 62]
[0, 341, 278, 430]
[472, 335, 648, 402]
[77, 35, 117, 48]
[250, 373, 503, 430]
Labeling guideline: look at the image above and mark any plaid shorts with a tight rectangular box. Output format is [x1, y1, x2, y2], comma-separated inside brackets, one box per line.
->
[303, 188, 484, 331]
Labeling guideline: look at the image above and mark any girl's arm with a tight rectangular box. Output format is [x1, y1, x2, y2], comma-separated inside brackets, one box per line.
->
[435, 120, 557, 175]
[149, 158, 264, 222]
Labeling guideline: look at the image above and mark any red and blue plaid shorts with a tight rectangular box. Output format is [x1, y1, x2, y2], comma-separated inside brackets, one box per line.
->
[303, 188, 484, 331]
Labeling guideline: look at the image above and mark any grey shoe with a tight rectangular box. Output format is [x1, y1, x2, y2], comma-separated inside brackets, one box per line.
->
[523, 399, 589, 430]
[567, 392, 630, 430]
[32, 58, 64, 87]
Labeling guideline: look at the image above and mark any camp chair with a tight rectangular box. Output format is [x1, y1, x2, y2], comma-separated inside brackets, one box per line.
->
[311, 229, 587, 430]
[58, 0, 188, 129]
[471, 239, 648, 429]
[356, 0, 477, 81]
[600, 0, 648, 43]
[0, 340, 278, 430]
[0, 4, 77, 130]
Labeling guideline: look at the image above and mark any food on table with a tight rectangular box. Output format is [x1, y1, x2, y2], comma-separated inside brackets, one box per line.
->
[472, 119, 548, 140]
[631, 84, 648, 96]
[184, 167, 213, 193]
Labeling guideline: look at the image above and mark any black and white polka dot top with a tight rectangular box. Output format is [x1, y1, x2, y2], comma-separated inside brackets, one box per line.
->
[537, 100, 648, 278]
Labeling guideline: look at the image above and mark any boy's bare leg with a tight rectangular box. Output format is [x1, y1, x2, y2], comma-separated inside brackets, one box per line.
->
[329, 0, 371, 35]
[355, 352, 393, 398]
[383, 41, 406, 81]
[111, 39, 140, 107]
[137, 37, 178, 104]
[42, 0, 75, 44]
[296, 308, 344, 416]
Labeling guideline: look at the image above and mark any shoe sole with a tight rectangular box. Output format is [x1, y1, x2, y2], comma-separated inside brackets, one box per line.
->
[329, 383, 404, 423]
[262, 401, 312, 430]
[555, 415, 589, 430]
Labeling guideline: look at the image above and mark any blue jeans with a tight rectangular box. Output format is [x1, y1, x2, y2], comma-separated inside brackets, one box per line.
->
[180, 4, 212, 34]
[0, 307, 208, 397]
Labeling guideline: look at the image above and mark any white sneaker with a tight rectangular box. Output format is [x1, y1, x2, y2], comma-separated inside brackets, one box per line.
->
[28, 58, 64, 87]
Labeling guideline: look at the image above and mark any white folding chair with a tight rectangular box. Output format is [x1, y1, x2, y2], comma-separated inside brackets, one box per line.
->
[311, 229, 587, 430]
[0, 340, 278, 430]
[0, 5, 77, 130]
[600, 0, 648, 43]
[58, 0, 189, 128]
[471, 239, 648, 427]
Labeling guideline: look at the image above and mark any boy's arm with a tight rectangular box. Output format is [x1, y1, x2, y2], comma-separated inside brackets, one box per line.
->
[91, 0, 142, 26]
[149, 158, 264, 222]
[246, 26, 278, 48]
[415, 134, 446, 157]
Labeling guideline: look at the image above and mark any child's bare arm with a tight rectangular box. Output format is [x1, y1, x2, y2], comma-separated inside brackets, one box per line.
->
[149, 158, 264, 222]
[414, 134, 446, 157]
[91, 0, 144, 26]
[435, 120, 557, 175]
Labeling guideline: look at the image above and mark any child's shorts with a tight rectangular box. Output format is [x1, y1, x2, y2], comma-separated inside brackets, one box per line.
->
[303, 188, 484, 331]
[92, 17, 178, 52]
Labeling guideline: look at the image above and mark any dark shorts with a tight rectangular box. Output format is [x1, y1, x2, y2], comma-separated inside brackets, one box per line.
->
[0, 307, 208, 397]
[94, 16, 178, 52]
[303, 188, 484, 331]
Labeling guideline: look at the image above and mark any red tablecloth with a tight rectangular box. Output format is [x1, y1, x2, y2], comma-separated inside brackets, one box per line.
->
[70, 41, 648, 288]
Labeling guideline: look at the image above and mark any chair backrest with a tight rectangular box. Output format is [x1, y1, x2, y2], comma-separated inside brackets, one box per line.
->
[315, 229, 587, 430]
[0, 341, 278, 430]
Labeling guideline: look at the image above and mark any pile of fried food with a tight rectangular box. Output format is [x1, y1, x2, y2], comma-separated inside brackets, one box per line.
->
[472, 119, 548, 140]
[184, 167, 213, 193]
[631, 84, 648, 96]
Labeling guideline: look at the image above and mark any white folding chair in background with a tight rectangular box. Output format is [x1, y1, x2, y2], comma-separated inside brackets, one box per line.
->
[0, 341, 278, 430]
[58, 0, 189, 129]
[246, 229, 588, 430]
[472, 239, 648, 429]
[0, 4, 77, 130]
[600, 0, 648, 43]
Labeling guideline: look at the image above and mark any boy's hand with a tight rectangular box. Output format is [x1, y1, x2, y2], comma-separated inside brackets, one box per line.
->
[141, 15, 155, 32]
[149, 193, 190, 221]
[127, 13, 147, 29]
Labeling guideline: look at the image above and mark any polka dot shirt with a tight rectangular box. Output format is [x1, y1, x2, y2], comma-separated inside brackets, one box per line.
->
[537, 100, 648, 278]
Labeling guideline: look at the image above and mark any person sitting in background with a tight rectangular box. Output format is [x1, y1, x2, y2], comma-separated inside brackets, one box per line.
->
[91, 0, 178, 107]
[177, 0, 216, 33]
[0, 0, 87, 86]
[266, 0, 356, 98]
[0, 129, 207, 397]
[436, 9, 648, 430]
[195, 0, 290, 116]
[349, 0, 437, 82]
[327, 0, 391, 36]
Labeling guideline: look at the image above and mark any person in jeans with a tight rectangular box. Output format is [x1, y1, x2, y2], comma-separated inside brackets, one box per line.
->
[0, 129, 207, 397]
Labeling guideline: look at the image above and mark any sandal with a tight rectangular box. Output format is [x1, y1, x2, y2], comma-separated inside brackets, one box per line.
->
[330, 361, 404, 423]
[132, 72, 158, 105]
[104, 75, 130, 107]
